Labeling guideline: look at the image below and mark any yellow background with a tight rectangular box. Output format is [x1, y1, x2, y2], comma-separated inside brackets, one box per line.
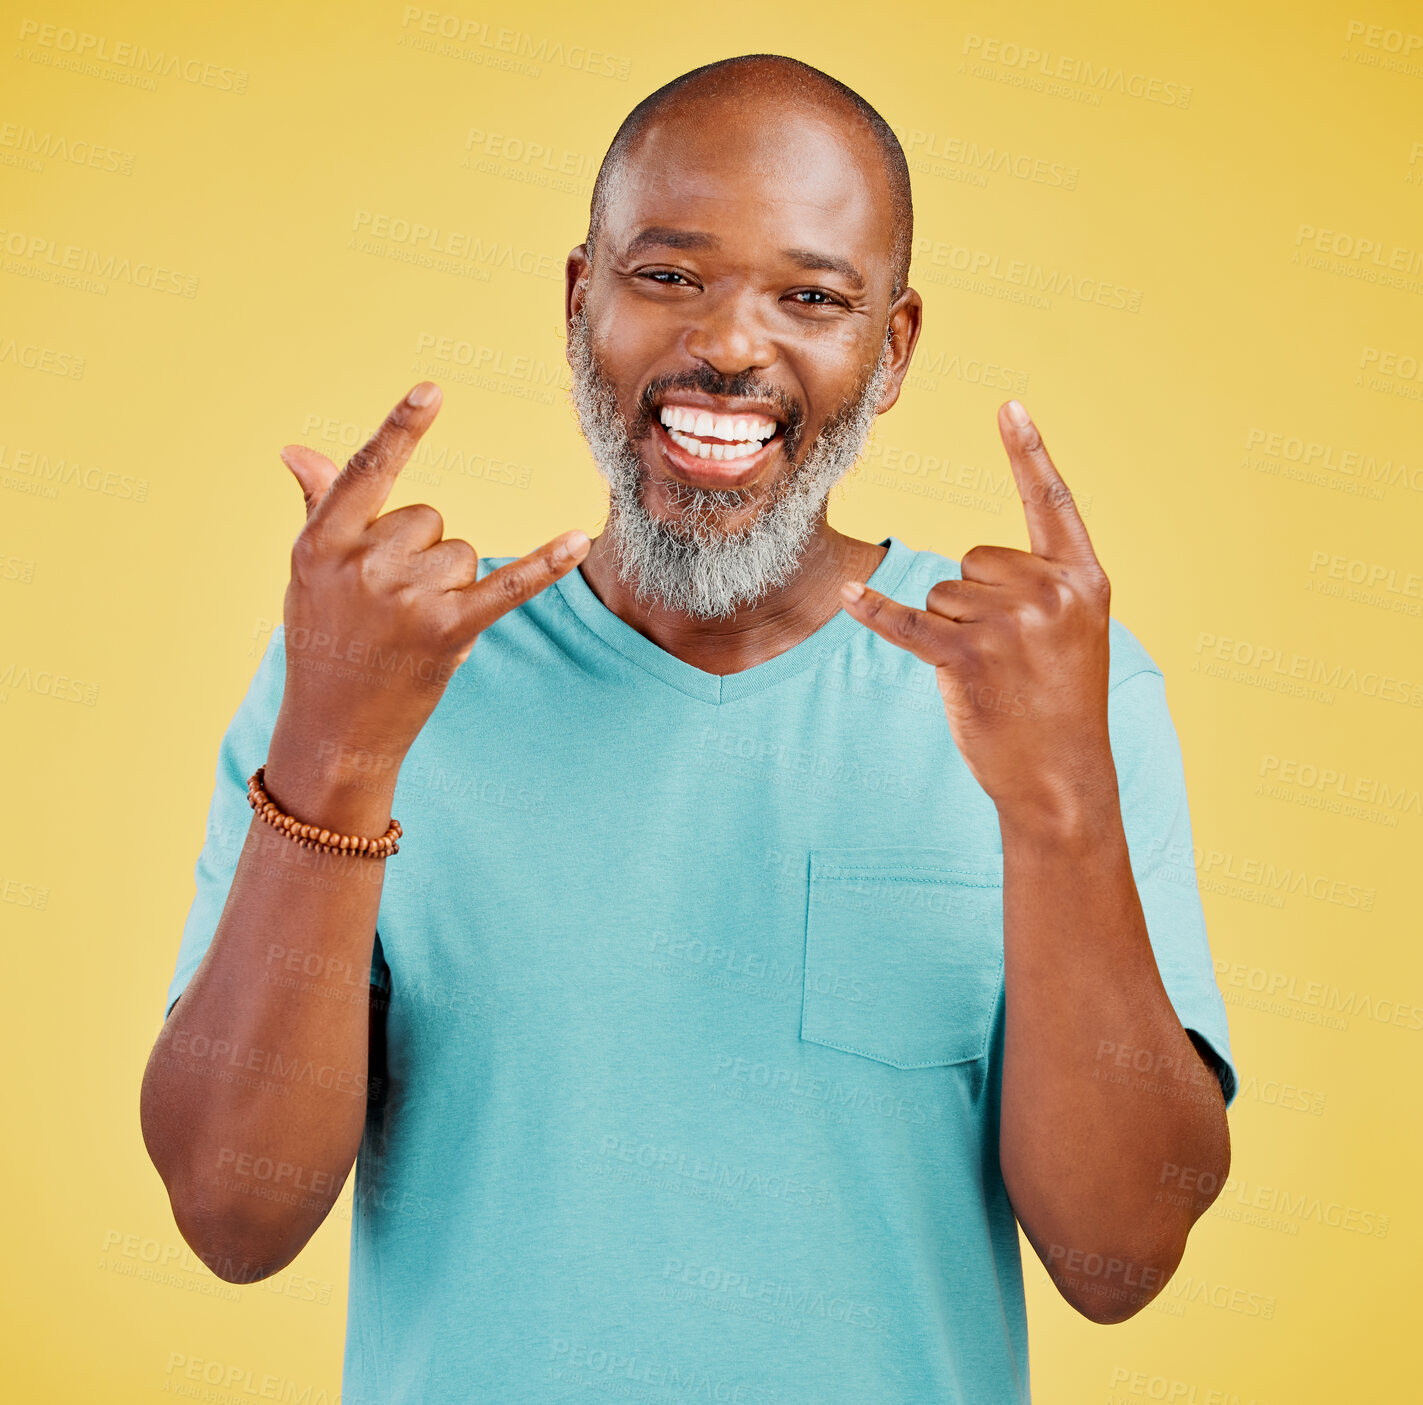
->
[4, 0, 1420, 1399]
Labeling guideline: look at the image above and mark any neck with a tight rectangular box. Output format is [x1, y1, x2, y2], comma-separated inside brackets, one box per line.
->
[577, 514, 887, 676]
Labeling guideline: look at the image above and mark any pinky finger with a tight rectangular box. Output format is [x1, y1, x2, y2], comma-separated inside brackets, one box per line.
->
[454, 529, 590, 636]
[840, 580, 964, 667]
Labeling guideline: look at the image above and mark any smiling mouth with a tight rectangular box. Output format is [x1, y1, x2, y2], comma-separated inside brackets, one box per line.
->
[656, 404, 781, 462]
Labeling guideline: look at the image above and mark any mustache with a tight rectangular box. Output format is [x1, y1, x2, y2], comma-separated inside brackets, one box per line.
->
[633, 367, 806, 461]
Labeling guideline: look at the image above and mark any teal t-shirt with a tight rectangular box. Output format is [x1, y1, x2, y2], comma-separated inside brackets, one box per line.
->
[164, 534, 1237, 1405]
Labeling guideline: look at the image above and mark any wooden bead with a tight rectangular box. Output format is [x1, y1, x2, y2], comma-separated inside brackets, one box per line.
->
[246, 765, 403, 859]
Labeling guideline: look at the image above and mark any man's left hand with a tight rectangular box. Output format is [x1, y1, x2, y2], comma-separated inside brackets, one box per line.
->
[842, 400, 1115, 826]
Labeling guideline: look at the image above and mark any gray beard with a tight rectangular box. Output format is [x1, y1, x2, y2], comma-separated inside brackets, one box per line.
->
[567, 307, 893, 620]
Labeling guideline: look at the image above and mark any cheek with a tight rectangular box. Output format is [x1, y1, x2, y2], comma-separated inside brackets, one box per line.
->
[589, 305, 674, 397]
[795, 333, 883, 413]
[590, 277, 682, 348]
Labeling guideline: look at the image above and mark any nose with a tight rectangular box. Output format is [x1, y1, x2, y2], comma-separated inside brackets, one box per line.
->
[682, 289, 776, 378]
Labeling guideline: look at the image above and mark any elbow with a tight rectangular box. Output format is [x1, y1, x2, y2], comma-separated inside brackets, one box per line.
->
[1063, 1279, 1163, 1325]
[169, 1194, 300, 1284]
[1046, 1232, 1189, 1325]
[1045, 1163, 1228, 1323]
[139, 1083, 308, 1285]
[1035, 1093, 1232, 1325]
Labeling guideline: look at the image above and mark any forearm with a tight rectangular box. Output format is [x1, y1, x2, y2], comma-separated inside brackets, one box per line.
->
[140, 715, 400, 1281]
[995, 783, 1230, 1321]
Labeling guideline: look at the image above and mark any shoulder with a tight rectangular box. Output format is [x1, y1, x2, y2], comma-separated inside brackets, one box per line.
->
[892, 539, 1163, 692]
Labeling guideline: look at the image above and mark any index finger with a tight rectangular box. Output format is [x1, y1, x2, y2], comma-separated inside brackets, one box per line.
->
[308, 382, 443, 542]
[998, 400, 1098, 565]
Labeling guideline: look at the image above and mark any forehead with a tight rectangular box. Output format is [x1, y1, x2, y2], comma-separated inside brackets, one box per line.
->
[604, 103, 893, 274]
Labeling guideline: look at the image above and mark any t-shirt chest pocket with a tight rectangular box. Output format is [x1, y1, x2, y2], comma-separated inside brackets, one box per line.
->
[799, 847, 1005, 1069]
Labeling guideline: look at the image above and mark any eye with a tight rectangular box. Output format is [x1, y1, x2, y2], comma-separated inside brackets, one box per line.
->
[640, 269, 695, 286]
[788, 288, 843, 307]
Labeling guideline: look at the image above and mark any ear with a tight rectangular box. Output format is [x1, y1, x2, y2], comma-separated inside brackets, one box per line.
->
[874, 286, 924, 416]
[564, 244, 592, 363]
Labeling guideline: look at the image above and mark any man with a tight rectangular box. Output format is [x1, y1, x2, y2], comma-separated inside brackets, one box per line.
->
[142, 54, 1236, 1405]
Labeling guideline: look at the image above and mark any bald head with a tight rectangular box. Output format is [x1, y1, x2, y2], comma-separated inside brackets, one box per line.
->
[586, 54, 913, 300]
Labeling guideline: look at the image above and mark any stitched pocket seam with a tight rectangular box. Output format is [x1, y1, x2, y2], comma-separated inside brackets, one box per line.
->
[802, 861, 1004, 1069]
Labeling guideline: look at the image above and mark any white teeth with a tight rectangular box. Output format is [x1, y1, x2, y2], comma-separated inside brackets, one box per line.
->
[666, 427, 764, 460]
[657, 403, 781, 469]
[657, 404, 779, 441]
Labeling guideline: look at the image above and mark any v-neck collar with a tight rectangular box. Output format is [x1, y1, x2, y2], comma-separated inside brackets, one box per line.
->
[551, 535, 915, 705]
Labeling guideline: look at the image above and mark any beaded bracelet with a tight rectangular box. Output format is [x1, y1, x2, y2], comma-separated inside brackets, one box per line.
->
[247, 764, 402, 858]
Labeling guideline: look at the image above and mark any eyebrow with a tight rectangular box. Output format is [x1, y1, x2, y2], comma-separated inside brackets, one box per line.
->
[780, 247, 865, 290]
[621, 227, 866, 289]
[622, 227, 719, 257]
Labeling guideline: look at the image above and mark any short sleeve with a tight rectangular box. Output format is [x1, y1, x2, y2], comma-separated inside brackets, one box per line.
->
[162, 628, 288, 1019]
[1108, 661, 1239, 1108]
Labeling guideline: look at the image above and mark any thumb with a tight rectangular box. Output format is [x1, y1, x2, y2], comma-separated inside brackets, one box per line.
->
[279, 444, 340, 519]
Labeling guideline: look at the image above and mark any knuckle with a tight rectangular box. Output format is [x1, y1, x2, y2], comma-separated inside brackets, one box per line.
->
[492, 566, 526, 607]
[346, 444, 382, 477]
[1032, 574, 1072, 613]
[1019, 423, 1047, 457]
[400, 566, 440, 601]
[359, 543, 400, 588]
[888, 606, 923, 644]
[290, 532, 318, 570]
[980, 623, 1012, 662]
[354, 550, 380, 587]
[290, 528, 335, 579]
[926, 579, 958, 611]
[960, 544, 997, 577]
[1025, 478, 1064, 511]
[444, 539, 478, 578]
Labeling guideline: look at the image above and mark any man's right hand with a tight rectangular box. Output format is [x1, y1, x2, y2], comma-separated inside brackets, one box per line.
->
[275, 381, 589, 764]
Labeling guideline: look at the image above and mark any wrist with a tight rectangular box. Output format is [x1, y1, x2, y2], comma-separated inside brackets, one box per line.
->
[993, 763, 1123, 849]
[264, 720, 405, 837]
